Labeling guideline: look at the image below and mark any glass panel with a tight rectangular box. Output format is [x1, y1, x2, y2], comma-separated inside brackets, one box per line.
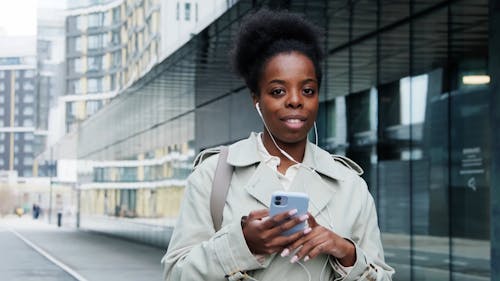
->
[450, 1, 490, 280]
[411, 7, 450, 281]
[378, 23, 411, 281]
[380, 0, 409, 28]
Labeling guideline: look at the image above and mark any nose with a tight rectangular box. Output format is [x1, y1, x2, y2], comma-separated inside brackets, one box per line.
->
[285, 89, 303, 109]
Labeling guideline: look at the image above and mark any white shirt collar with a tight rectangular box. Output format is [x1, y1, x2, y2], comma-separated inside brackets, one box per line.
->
[255, 132, 300, 190]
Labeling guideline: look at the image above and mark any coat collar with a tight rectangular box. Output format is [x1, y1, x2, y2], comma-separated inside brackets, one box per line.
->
[227, 132, 347, 182]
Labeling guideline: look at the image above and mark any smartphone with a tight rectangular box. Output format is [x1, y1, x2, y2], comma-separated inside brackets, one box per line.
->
[269, 191, 309, 236]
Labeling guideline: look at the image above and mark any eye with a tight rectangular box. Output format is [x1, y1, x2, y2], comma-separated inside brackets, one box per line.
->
[271, 88, 285, 96]
[303, 88, 316, 96]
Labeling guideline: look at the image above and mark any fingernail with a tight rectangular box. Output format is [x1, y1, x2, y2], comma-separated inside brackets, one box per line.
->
[303, 227, 312, 235]
[288, 209, 298, 216]
[303, 256, 310, 262]
[299, 214, 309, 221]
[290, 255, 299, 263]
[281, 248, 290, 257]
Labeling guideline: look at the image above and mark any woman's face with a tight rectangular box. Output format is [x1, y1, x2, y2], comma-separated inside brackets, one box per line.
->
[254, 51, 319, 145]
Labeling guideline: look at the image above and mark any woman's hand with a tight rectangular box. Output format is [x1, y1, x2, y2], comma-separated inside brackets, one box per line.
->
[242, 209, 311, 255]
[282, 214, 356, 266]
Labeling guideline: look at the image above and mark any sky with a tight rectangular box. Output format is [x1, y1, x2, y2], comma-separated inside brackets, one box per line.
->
[0, 0, 37, 36]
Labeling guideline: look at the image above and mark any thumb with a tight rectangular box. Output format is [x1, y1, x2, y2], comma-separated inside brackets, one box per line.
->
[248, 209, 269, 220]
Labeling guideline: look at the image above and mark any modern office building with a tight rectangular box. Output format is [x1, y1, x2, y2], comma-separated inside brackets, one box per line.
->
[0, 37, 38, 177]
[35, 1, 67, 177]
[61, 0, 500, 280]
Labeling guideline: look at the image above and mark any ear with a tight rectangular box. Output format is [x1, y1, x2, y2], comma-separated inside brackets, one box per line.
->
[252, 93, 259, 107]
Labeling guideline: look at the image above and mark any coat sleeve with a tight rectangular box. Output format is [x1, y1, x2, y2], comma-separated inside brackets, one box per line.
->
[161, 160, 264, 281]
[332, 177, 395, 281]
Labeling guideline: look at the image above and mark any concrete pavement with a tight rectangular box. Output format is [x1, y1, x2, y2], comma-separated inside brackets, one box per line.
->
[0, 216, 165, 281]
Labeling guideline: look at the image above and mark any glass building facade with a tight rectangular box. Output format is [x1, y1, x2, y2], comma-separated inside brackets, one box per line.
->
[75, 0, 499, 280]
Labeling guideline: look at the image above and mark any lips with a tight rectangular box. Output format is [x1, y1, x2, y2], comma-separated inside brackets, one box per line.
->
[281, 115, 307, 130]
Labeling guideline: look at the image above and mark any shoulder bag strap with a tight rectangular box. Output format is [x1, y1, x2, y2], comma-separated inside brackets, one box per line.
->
[210, 145, 233, 231]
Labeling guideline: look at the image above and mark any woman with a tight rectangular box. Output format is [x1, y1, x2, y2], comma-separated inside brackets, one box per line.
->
[162, 9, 394, 281]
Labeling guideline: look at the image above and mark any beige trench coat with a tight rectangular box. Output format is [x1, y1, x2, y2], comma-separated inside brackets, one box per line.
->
[162, 133, 395, 281]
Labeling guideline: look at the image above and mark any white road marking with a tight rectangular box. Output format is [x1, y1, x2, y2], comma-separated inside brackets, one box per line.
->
[8, 228, 89, 281]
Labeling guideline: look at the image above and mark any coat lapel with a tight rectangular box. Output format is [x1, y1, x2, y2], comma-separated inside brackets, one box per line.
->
[289, 167, 335, 217]
[244, 162, 283, 208]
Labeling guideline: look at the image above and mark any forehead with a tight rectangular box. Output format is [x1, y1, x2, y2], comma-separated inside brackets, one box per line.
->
[261, 52, 316, 82]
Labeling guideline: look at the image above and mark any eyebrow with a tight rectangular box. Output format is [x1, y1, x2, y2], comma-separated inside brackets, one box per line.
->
[267, 78, 318, 85]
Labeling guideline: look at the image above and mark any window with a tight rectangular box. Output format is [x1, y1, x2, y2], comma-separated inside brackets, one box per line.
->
[24, 169, 33, 177]
[185, 2, 191, 21]
[87, 56, 103, 72]
[0, 95, 4, 103]
[88, 13, 103, 28]
[69, 36, 82, 52]
[113, 7, 121, 24]
[23, 107, 34, 115]
[24, 156, 33, 165]
[71, 58, 83, 73]
[70, 79, 82, 94]
[24, 133, 34, 140]
[86, 100, 103, 116]
[15, 70, 22, 77]
[15, 82, 20, 90]
[23, 118, 34, 126]
[110, 73, 116, 90]
[87, 78, 102, 93]
[112, 51, 121, 68]
[88, 35, 100, 49]
[23, 81, 34, 91]
[23, 94, 34, 103]
[0, 71, 4, 78]
[0, 133, 4, 140]
[0, 82, 4, 91]
[0, 108, 4, 115]
[24, 70, 35, 78]
[24, 144, 32, 152]
[112, 30, 120, 45]
[0, 146, 4, 153]
[176, 2, 180, 20]
[75, 16, 83, 30]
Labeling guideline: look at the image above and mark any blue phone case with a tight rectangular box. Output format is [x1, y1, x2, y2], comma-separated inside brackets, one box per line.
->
[269, 191, 309, 236]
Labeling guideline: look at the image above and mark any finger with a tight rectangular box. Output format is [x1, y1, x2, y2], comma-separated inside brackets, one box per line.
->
[279, 227, 313, 257]
[307, 213, 319, 228]
[261, 209, 297, 229]
[304, 241, 330, 261]
[268, 213, 309, 237]
[291, 235, 323, 263]
[285, 226, 316, 253]
[247, 209, 269, 220]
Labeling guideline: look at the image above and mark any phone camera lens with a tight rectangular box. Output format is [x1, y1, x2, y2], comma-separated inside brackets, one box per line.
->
[275, 201, 281, 205]
[276, 196, 282, 200]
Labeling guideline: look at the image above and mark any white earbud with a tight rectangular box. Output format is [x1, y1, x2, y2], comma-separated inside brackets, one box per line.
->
[255, 102, 262, 116]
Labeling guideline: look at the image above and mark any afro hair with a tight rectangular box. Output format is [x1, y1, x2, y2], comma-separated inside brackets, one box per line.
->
[230, 9, 324, 95]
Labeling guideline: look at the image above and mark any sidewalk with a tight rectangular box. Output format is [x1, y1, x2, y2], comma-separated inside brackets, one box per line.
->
[0, 216, 166, 281]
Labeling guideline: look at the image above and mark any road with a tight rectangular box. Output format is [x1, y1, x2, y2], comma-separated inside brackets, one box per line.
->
[0, 216, 165, 281]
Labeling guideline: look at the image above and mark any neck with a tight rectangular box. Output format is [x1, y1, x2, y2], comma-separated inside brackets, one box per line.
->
[261, 131, 307, 168]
